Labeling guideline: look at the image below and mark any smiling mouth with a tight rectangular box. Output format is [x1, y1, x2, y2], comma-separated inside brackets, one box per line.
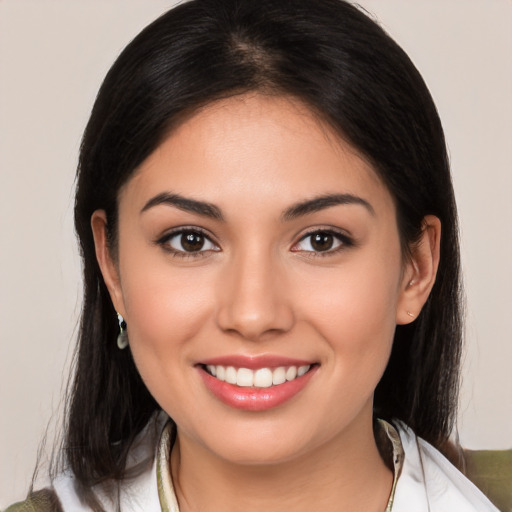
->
[202, 364, 313, 388]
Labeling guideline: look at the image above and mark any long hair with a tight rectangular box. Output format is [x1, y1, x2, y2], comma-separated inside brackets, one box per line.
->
[68, 0, 462, 500]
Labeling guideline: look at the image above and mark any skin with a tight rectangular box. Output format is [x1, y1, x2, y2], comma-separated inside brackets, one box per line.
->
[92, 94, 440, 512]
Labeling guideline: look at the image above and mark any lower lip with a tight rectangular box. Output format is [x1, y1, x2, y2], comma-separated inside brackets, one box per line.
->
[198, 366, 317, 411]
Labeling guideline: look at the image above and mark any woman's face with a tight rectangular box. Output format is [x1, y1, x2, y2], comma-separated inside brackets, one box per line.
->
[94, 94, 423, 464]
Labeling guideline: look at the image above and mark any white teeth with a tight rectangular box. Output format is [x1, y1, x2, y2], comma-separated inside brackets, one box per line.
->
[237, 368, 253, 387]
[254, 368, 273, 388]
[272, 367, 286, 385]
[216, 365, 225, 381]
[286, 366, 297, 381]
[225, 366, 237, 385]
[206, 364, 312, 387]
[298, 365, 310, 377]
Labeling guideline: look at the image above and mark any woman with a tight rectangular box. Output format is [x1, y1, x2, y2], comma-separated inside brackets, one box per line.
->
[6, 0, 500, 510]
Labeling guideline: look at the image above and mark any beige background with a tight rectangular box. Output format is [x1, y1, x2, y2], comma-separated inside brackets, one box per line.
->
[1, 0, 511, 507]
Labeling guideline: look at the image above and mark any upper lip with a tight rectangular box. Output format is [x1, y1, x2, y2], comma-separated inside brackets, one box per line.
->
[198, 354, 316, 370]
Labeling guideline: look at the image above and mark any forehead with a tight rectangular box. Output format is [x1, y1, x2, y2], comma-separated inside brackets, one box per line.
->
[122, 94, 393, 217]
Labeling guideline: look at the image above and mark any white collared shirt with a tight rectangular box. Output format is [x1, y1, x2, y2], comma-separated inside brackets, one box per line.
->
[52, 413, 499, 511]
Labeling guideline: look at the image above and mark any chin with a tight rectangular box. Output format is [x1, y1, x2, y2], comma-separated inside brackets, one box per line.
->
[189, 417, 322, 467]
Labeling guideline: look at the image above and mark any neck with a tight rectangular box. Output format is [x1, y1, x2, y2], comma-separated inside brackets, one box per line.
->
[170, 412, 393, 512]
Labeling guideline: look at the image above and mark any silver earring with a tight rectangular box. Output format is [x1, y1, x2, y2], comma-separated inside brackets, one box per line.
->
[117, 313, 128, 350]
[406, 311, 415, 318]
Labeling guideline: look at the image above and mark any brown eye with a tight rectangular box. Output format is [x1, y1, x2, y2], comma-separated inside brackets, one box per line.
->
[162, 229, 218, 255]
[181, 231, 205, 252]
[310, 232, 334, 252]
[292, 230, 351, 254]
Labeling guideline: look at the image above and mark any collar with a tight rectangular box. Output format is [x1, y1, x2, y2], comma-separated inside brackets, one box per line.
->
[155, 419, 405, 512]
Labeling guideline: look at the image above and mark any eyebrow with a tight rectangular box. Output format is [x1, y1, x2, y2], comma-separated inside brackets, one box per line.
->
[140, 192, 224, 220]
[282, 193, 375, 220]
[140, 191, 374, 222]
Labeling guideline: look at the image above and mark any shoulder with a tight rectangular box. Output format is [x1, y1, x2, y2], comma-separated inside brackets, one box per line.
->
[3, 489, 63, 512]
[392, 421, 500, 512]
[6, 412, 169, 512]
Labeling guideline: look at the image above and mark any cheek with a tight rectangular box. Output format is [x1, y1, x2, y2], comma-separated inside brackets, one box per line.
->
[295, 251, 401, 375]
[117, 241, 214, 373]
[119, 262, 218, 419]
[127, 275, 206, 340]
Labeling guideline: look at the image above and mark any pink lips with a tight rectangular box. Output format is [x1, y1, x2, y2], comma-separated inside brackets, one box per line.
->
[200, 354, 313, 369]
[197, 355, 318, 411]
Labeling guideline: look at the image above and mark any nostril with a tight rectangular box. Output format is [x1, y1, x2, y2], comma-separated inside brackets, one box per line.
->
[215, 297, 295, 341]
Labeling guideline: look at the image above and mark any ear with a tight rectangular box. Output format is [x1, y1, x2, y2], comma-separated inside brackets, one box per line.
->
[396, 215, 441, 325]
[91, 210, 126, 317]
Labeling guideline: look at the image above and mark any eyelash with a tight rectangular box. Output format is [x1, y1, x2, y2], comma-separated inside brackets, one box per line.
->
[156, 227, 354, 259]
[156, 227, 220, 259]
[291, 229, 354, 257]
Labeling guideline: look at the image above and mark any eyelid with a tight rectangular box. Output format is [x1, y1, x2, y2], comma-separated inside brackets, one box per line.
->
[290, 227, 355, 254]
[155, 225, 221, 257]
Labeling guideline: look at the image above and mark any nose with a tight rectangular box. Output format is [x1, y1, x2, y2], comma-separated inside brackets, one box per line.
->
[215, 249, 295, 341]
